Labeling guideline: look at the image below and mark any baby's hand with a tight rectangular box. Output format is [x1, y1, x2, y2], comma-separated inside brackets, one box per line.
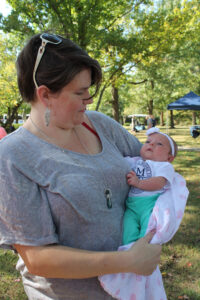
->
[127, 171, 140, 187]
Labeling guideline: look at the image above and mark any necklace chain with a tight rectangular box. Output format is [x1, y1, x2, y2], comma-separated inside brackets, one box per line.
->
[75, 128, 112, 208]
[29, 116, 53, 143]
[29, 115, 90, 154]
[73, 127, 91, 155]
[29, 115, 112, 208]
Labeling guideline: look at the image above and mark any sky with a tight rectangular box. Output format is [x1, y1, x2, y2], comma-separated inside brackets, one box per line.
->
[0, 0, 11, 17]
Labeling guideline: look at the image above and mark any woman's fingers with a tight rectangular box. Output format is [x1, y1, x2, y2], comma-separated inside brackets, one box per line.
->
[127, 233, 162, 276]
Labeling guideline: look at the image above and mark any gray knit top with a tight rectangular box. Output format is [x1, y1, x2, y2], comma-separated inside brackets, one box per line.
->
[0, 111, 141, 300]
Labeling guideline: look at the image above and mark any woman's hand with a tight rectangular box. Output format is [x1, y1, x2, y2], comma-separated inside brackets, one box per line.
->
[126, 231, 162, 275]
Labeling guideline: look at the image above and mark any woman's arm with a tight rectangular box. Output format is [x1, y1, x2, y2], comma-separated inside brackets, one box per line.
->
[14, 231, 161, 278]
[127, 171, 167, 191]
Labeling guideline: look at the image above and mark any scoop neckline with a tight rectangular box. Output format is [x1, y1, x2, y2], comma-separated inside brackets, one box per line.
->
[20, 123, 105, 158]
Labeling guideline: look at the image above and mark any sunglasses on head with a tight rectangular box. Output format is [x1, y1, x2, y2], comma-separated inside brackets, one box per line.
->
[33, 33, 62, 89]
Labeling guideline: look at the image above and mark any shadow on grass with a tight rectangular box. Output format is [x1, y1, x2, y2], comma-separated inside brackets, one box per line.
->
[0, 250, 19, 275]
[176, 151, 200, 169]
[0, 250, 27, 299]
[162, 259, 200, 300]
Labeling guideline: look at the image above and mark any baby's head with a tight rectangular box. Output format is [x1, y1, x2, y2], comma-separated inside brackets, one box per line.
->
[140, 128, 177, 162]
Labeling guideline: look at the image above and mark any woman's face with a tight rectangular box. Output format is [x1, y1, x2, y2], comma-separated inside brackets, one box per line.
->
[49, 69, 93, 128]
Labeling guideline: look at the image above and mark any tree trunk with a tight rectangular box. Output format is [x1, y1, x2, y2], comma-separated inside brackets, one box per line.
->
[4, 99, 23, 132]
[95, 84, 107, 111]
[148, 80, 154, 115]
[160, 111, 164, 126]
[170, 110, 175, 129]
[192, 111, 196, 125]
[148, 99, 153, 115]
[111, 85, 120, 122]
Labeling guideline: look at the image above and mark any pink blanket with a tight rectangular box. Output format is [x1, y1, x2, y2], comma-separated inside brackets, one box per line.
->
[99, 172, 189, 300]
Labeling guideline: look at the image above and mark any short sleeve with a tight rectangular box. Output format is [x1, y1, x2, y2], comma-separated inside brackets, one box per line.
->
[149, 161, 175, 185]
[87, 111, 142, 157]
[0, 160, 58, 250]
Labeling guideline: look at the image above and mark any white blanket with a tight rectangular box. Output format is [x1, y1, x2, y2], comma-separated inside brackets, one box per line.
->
[99, 172, 189, 300]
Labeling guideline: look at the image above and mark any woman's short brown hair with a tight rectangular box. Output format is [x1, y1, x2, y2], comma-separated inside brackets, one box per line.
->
[16, 33, 102, 102]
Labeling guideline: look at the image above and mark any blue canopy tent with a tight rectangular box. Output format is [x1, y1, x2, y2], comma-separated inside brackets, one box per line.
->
[167, 91, 200, 110]
[167, 91, 200, 138]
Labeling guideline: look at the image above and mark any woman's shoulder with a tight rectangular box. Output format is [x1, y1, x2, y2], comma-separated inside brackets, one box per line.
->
[86, 110, 142, 156]
[0, 127, 42, 167]
[86, 110, 124, 133]
[0, 127, 24, 154]
[86, 110, 114, 123]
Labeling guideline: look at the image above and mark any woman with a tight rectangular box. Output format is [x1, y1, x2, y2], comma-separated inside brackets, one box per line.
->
[0, 33, 161, 300]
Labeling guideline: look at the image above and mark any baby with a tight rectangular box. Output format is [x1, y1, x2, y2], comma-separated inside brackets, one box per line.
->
[99, 127, 189, 300]
[123, 127, 177, 245]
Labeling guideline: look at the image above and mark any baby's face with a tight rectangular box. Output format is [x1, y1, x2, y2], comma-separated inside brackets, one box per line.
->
[140, 133, 174, 162]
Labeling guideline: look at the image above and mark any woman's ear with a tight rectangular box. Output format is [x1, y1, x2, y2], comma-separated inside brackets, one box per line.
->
[35, 85, 51, 107]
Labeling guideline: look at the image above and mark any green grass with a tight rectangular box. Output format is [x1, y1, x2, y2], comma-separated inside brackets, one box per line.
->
[0, 125, 199, 299]
[0, 250, 27, 299]
[161, 149, 200, 300]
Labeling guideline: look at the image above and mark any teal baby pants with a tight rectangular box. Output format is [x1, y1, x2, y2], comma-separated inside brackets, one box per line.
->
[122, 194, 159, 245]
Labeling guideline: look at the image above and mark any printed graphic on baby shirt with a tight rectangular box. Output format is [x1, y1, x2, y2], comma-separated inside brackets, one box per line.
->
[130, 160, 152, 195]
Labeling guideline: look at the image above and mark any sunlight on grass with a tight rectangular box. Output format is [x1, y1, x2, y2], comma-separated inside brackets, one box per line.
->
[126, 125, 200, 149]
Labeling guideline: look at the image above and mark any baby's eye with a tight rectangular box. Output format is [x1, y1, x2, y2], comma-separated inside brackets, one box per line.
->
[157, 142, 163, 146]
[145, 140, 150, 144]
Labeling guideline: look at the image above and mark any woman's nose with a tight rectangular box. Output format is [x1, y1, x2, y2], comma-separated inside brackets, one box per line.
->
[83, 97, 93, 104]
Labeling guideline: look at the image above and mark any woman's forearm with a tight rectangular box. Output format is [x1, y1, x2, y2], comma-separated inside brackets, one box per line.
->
[14, 244, 131, 278]
[14, 233, 161, 278]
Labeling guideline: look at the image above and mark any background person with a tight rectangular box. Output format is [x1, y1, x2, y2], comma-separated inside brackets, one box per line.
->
[147, 114, 156, 129]
[99, 127, 188, 300]
[0, 33, 161, 300]
[0, 126, 7, 139]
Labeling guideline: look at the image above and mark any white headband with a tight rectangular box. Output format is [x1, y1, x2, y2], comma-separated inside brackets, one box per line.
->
[146, 127, 175, 156]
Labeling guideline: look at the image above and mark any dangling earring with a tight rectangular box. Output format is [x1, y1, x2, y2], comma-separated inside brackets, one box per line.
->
[44, 107, 51, 127]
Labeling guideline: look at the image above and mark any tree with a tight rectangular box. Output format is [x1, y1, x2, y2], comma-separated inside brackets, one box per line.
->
[122, 0, 200, 126]
[0, 0, 199, 125]
[0, 33, 25, 132]
[0, 0, 152, 122]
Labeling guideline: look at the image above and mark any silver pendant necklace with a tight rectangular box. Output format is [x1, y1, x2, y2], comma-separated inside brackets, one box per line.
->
[74, 128, 112, 209]
[29, 116, 112, 209]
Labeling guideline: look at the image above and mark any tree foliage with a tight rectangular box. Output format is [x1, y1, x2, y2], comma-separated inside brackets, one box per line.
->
[122, 0, 200, 124]
[0, 0, 199, 126]
[0, 33, 26, 131]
